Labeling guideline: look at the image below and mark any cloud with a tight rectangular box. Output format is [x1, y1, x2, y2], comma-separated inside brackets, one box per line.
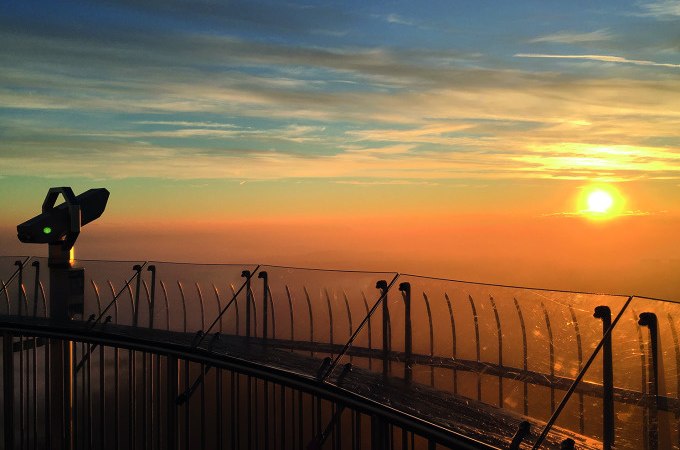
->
[543, 210, 661, 218]
[137, 121, 239, 129]
[529, 29, 613, 44]
[3, 128, 679, 182]
[385, 14, 414, 26]
[334, 180, 439, 186]
[513, 143, 680, 181]
[639, 1, 680, 18]
[2, 6, 680, 184]
[514, 53, 680, 69]
[372, 12, 433, 30]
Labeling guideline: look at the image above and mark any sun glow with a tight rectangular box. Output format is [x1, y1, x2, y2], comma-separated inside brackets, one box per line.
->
[580, 185, 624, 220]
[587, 190, 613, 213]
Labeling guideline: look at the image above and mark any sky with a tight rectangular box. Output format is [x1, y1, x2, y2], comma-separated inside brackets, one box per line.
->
[1, 0, 679, 299]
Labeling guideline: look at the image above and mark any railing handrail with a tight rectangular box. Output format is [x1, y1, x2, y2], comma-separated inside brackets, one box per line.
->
[5, 255, 673, 301]
[0, 315, 498, 450]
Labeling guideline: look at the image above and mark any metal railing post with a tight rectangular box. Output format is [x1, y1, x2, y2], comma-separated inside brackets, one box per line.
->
[177, 282, 187, 333]
[423, 292, 435, 386]
[371, 415, 389, 450]
[212, 284, 222, 333]
[509, 421, 530, 450]
[57, 339, 73, 450]
[376, 280, 389, 378]
[531, 296, 633, 449]
[132, 264, 142, 326]
[259, 271, 268, 339]
[468, 295, 481, 400]
[639, 312, 659, 450]
[362, 293, 372, 370]
[167, 356, 178, 450]
[444, 293, 457, 394]
[569, 304, 585, 434]
[667, 312, 680, 450]
[307, 404, 346, 450]
[561, 438, 575, 450]
[15, 260, 24, 315]
[489, 295, 503, 407]
[195, 282, 206, 331]
[594, 305, 614, 450]
[399, 282, 412, 383]
[268, 285, 276, 339]
[285, 285, 295, 343]
[325, 289, 334, 353]
[32, 260, 40, 317]
[342, 291, 353, 343]
[632, 308, 649, 449]
[3, 331, 14, 450]
[147, 265, 156, 328]
[304, 286, 314, 355]
[242, 270, 252, 338]
[258, 271, 270, 450]
[541, 302, 556, 413]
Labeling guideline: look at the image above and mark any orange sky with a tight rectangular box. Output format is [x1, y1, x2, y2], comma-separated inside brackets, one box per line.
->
[3, 177, 679, 300]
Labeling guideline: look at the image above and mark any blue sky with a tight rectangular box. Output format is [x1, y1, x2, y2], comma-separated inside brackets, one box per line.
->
[1, 0, 678, 183]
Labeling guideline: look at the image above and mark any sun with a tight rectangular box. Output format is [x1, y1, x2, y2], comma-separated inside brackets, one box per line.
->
[587, 190, 613, 213]
[579, 185, 624, 220]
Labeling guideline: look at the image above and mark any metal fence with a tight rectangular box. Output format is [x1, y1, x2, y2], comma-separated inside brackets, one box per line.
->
[1, 255, 678, 449]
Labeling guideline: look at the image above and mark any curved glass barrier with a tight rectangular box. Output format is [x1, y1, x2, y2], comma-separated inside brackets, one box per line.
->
[541, 295, 680, 449]
[76, 258, 147, 324]
[326, 274, 630, 448]
[199, 265, 399, 380]
[138, 261, 258, 333]
[8, 254, 677, 449]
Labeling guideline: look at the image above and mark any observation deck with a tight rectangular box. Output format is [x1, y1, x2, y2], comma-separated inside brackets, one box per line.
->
[1, 256, 677, 449]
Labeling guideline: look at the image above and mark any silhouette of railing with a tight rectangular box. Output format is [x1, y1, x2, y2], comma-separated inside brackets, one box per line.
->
[1, 255, 679, 449]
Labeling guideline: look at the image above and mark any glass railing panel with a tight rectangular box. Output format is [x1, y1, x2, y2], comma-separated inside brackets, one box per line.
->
[139, 261, 258, 333]
[327, 274, 630, 448]
[0, 256, 31, 315]
[15, 256, 48, 318]
[75, 258, 148, 325]
[542, 295, 680, 449]
[200, 265, 398, 380]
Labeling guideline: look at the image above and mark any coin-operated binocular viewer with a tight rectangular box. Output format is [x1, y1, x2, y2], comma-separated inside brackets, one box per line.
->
[17, 187, 109, 321]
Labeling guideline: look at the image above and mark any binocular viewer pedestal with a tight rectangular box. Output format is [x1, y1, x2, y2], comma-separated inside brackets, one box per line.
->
[16, 186, 109, 450]
[48, 243, 85, 322]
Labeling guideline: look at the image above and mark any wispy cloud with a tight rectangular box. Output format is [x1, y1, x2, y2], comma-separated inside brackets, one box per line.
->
[345, 123, 477, 146]
[529, 29, 613, 44]
[639, 0, 680, 18]
[514, 53, 680, 69]
[514, 143, 680, 181]
[385, 14, 413, 26]
[543, 210, 659, 218]
[4, 122, 328, 145]
[334, 180, 439, 186]
[3, 130, 679, 182]
[136, 121, 239, 129]
[2, 3, 680, 184]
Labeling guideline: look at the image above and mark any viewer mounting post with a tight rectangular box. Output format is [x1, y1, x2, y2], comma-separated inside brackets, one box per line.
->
[16, 186, 109, 450]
